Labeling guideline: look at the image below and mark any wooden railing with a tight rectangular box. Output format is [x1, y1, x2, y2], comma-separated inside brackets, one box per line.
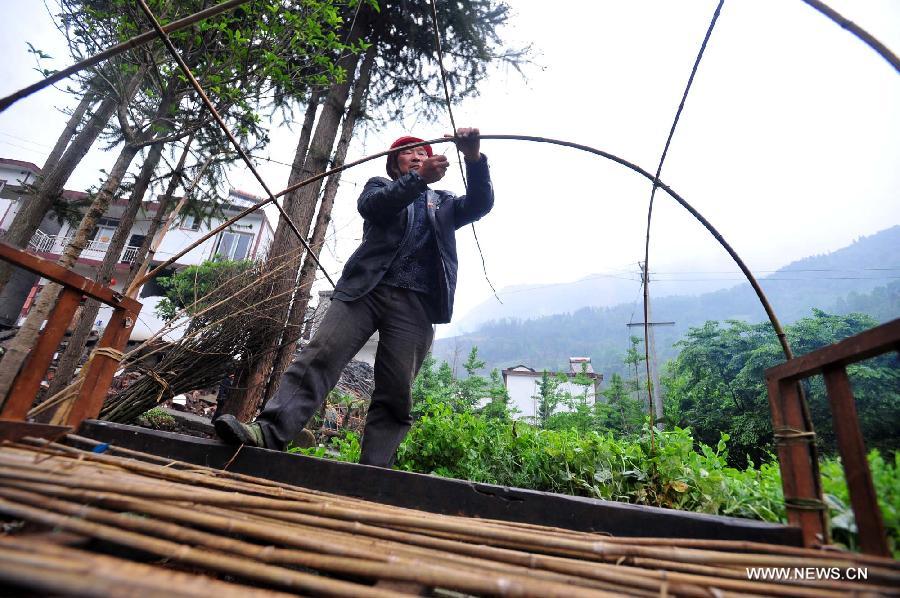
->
[0, 241, 141, 440]
[766, 318, 899, 556]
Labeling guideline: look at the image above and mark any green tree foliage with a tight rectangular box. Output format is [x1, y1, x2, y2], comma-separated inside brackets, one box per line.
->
[623, 335, 649, 403]
[412, 349, 511, 418]
[533, 371, 564, 427]
[456, 347, 488, 412]
[664, 310, 900, 467]
[364, 0, 530, 121]
[302, 341, 899, 556]
[832, 281, 899, 323]
[602, 373, 645, 435]
[481, 369, 513, 420]
[155, 258, 251, 321]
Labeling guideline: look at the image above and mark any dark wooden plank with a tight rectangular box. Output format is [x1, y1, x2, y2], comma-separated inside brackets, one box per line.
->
[74, 420, 803, 546]
[1, 288, 82, 420]
[0, 242, 140, 311]
[766, 318, 900, 382]
[766, 378, 829, 548]
[0, 420, 71, 442]
[822, 366, 890, 557]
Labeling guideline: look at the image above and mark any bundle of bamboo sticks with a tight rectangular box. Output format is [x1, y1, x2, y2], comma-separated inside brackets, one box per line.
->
[0, 438, 896, 597]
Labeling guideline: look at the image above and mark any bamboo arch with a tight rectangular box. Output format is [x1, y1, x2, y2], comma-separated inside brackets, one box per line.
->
[132, 134, 795, 361]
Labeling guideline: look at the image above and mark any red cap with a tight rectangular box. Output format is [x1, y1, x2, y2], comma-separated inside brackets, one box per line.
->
[389, 136, 432, 157]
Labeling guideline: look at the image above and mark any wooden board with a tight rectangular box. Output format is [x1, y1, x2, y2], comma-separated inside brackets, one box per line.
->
[75, 419, 803, 546]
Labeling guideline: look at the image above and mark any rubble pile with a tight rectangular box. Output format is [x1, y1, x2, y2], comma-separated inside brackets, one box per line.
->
[335, 359, 374, 401]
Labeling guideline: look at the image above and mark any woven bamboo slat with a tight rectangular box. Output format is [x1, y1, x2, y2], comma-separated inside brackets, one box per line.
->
[0, 441, 895, 597]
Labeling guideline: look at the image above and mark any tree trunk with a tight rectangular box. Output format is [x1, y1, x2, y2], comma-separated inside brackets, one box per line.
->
[0, 142, 141, 404]
[262, 45, 377, 408]
[43, 90, 96, 175]
[0, 74, 171, 403]
[212, 92, 319, 420]
[0, 70, 143, 296]
[125, 139, 196, 293]
[221, 51, 364, 421]
[46, 141, 167, 396]
[283, 90, 323, 217]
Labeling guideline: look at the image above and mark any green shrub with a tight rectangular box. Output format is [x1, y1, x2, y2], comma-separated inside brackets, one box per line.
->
[312, 398, 897, 556]
[140, 407, 176, 430]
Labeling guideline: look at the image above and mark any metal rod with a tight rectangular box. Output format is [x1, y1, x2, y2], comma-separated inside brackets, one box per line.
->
[799, 0, 900, 72]
[0, 0, 254, 114]
[135, 0, 335, 287]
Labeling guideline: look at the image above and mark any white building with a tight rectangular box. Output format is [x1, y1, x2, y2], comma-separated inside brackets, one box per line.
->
[0, 156, 274, 339]
[502, 358, 603, 422]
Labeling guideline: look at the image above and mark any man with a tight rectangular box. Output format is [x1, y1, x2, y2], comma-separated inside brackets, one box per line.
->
[215, 128, 494, 467]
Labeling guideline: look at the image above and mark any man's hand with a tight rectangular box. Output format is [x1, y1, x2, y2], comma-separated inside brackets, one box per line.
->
[447, 127, 481, 162]
[417, 154, 449, 184]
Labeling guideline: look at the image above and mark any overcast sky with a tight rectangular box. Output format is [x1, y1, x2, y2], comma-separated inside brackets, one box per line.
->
[1, 0, 897, 338]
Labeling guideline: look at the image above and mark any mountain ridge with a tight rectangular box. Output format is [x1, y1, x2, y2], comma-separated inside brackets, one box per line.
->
[434, 226, 899, 377]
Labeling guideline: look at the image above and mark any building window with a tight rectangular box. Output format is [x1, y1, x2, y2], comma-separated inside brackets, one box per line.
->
[91, 217, 120, 244]
[181, 214, 202, 231]
[215, 230, 253, 261]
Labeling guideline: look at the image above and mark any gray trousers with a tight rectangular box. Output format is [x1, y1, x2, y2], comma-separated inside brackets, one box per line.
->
[257, 284, 434, 467]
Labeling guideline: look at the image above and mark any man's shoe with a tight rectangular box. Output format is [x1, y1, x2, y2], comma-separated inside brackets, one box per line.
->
[214, 414, 266, 448]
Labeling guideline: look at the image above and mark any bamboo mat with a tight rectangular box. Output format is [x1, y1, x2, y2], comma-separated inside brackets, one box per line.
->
[0, 438, 896, 597]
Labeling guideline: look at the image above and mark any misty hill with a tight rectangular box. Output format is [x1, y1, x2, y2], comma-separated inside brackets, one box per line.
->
[451, 226, 900, 334]
[434, 226, 899, 376]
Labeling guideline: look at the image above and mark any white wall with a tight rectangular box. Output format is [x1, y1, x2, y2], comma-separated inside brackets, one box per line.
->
[505, 372, 600, 421]
[153, 198, 272, 267]
[0, 163, 38, 230]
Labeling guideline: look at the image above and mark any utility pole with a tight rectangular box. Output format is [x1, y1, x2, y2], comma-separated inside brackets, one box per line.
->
[627, 262, 674, 430]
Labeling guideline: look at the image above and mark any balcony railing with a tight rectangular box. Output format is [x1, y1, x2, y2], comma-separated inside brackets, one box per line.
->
[27, 230, 141, 263]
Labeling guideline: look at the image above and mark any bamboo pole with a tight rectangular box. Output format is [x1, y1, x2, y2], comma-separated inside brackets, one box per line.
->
[6, 441, 897, 577]
[1, 443, 895, 597]
[0, 479, 882, 598]
[51, 436, 895, 571]
[0, 536, 292, 598]
[0, 496, 398, 598]
[0, 462, 878, 574]
[0, 485, 622, 598]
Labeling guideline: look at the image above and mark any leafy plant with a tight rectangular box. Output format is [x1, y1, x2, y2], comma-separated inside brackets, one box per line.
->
[664, 311, 900, 467]
[310, 396, 897, 556]
[139, 407, 176, 430]
[155, 257, 252, 321]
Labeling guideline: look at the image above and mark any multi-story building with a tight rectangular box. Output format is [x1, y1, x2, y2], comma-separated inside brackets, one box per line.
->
[0, 157, 274, 339]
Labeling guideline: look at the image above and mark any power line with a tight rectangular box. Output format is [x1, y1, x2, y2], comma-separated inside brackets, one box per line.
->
[428, 0, 502, 305]
[0, 131, 55, 150]
[653, 276, 900, 282]
[652, 267, 900, 274]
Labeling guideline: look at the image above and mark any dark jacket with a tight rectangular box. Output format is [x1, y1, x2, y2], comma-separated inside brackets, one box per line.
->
[332, 154, 494, 323]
